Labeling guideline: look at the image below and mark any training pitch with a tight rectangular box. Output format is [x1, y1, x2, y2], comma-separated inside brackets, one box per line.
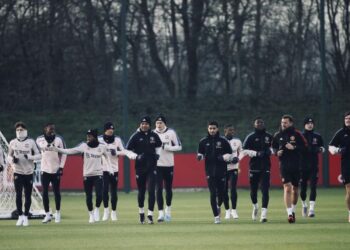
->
[0, 188, 349, 250]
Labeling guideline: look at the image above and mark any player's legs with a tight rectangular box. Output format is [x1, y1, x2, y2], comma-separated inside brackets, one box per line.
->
[14, 174, 24, 226]
[250, 171, 259, 220]
[147, 169, 156, 223]
[102, 171, 110, 208]
[136, 172, 147, 223]
[260, 170, 270, 222]
[51, 173, 61, 212]
[110, 172, 118, 211]
[83, 177, 94, 211]
[223, 171, 230, 211]
[94, 176, 103, 207]
[41, 172, 51, 213]
[207, 176, 219, 217]
[22, 174, 33, 226]
[156, 167, 165, 212]
[308, 167, 318, 217]
[230, 169, 239, 219]
[164, 167, 174, 208]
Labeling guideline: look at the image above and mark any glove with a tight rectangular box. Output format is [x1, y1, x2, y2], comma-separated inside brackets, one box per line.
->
[196, 154, 204, 161]
[230, 157, 239, 164]
[110, 149, 117, 156]
[24, 154, 28, 159]
[0, 165, 3, 172]
[154, 154, 160, 161]
[265, 149, 272, 156]
[318, 147, 325, 153]
[136, 153, 144, 161]
[57, 167, 64, 176]
[13, 156, 19, 164]
[338, 147, 347, 154]
[256, 151, 265, 158]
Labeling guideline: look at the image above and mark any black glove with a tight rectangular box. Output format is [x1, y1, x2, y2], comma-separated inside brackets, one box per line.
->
[136, 153, 144, 161]
[13, 156, 19, 164]
[217, 155, 225, 162]
[110, 149, 117, 156]
[24, 154, 28, 159]
[57, 167, 64, 176]
[338, 147, 347, 154]
[230, 157, 239, 164]
[196, 154, 203, 161]
[154, 154, 160, 161]
[256, 151, 265, 158]
[0, 165, 3, 172]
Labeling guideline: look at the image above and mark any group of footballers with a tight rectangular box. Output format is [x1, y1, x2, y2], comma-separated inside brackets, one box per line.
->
[0, 112, 349, 226]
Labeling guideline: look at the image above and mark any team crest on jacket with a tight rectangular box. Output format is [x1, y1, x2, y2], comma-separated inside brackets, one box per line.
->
[312, 138, 318, 144]
[25, 143, 30, 148]
[150, 137, 155, 143]
[265, 137, 270, 143]
[216, 141, 222, 148]
[290, 136, 295, 141]
[255, 138, 259, 141]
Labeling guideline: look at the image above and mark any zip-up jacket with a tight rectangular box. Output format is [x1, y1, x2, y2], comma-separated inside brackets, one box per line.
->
[197, 132, 233, 178]
[302, 130, 324, 170]
[243, 129, 273, 171]
[272, 127, 307, 170]
[329, 126, 350, 174]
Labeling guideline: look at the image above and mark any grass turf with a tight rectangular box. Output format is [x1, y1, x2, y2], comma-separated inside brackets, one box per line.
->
[0, 188, 349, 250]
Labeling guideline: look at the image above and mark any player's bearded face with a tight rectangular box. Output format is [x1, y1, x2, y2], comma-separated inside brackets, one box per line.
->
[345, 115, 350, 127]
[281, 119, 292, 130]
[140, 122, 150, 132]
[45, 125, 55, 136]
[208, 125, 218, 136]
[254, 119, 265, 130]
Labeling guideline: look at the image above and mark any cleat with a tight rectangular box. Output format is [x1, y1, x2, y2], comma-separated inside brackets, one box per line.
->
[16, 215, 24, 226]
[164, 213, 171, 222]
[260, 217, 268, 223]
[157, 215, 164, 223]
[225, 210, 231, 220]
[308, 210, 315, 218]
[102, 209, 109, 221]
[89, 213, 95, 223]
[252, 207, 258, 221]
[214, 216, 221, 224]
[94, 208, 100, 222]
[231, 210, 239, 219]
[22, 216, 29, 227]
[111, 211, 117, 221]
[147, 215, 154, 224]
[42, 214, 52, 223]
[302, 206, 307, 217]
[288, 215, 295, 224]
[54, 211, 61, 223]
[139, 213, 145, 224]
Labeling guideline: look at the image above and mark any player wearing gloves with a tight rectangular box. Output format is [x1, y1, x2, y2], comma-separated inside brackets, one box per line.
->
[300, 117, 324, 218]
[36, 123, 67, 223]
[98, 122, 137, 221]
[126, 116, 162, 224]
[272, 115, 307, 223]
[50, 129, 112, 223]
[243, 117, 273, 222]
[329, 111, 350, 222]
[222, 124, 241, 220]
[7, 122, 41, 226]
[197, 121, 233, 224]
[153, 115, 182, 222]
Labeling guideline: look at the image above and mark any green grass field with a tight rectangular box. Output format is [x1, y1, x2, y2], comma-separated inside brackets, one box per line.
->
[0, 188, 349, 250]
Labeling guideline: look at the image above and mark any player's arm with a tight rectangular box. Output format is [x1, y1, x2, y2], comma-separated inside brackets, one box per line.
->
[24, 139, 41, 161]
[116, 138, 137, 160]
[329, 131, 345, 154]
[197, 139, 205, 161]
[52, 143, 85, 155]
[58, 137, 67, 169]
[163, 131, 182, 152]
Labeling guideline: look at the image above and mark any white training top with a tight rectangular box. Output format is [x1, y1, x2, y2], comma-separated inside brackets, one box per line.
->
[227, 137, 242, 170]
[0, 147, 6, 167]
[36, 135, 67, 174]
[8, 138, 41, 175]
[154, 127, 182, 167]
[98, 135, 137, 172]
[55, 142, 111, 177]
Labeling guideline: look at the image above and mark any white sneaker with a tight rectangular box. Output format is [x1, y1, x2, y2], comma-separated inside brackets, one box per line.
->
[252, 206, 259, 221]
[157, 214, 164, 222]
[55, 211, 61, 223]
[16, 215, 24, 226]
[22, 216, 29, 227]
[225, 209, 231, 220]
[214, 216, 221, 224]
[308, 210, 315, 218]
[102, 208, 109, 221]
[89, 212, 95, 223]
[164, 213, 171, 222]
[94, 208, 100, 222]
[111, 210, 117, 221]
[231, 209, 239, 219]
[42, 214, 52, 223]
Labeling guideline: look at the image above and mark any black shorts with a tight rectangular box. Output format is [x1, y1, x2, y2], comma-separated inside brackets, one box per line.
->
[280, 167, 300, 187]
[341, 172, 350, 185]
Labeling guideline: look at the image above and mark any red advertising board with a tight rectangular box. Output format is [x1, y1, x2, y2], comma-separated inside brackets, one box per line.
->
[58, 153, 341, 190]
